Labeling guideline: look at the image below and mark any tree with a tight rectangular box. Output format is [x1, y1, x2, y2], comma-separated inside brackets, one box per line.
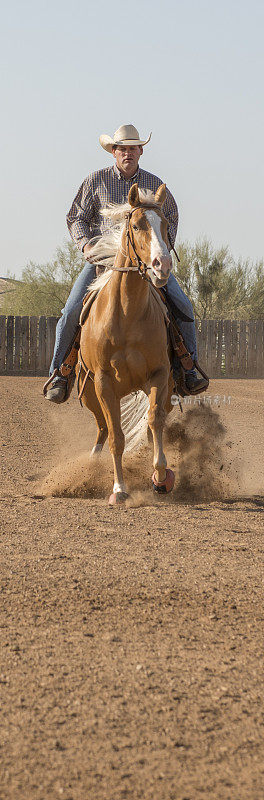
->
[247, 261, 264, 318]
[173, 238, 264, 320]
[1, 241, 85, 316]
[192, 240, 230, 318]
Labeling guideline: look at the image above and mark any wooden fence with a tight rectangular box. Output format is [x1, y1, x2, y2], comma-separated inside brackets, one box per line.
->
[0, 315, 264, 378]
[0, 316, 57, 376]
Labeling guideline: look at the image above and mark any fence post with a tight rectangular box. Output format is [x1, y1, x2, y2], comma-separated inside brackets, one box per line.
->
[0, 316, 6, 372]
[231, 321, 239, 376]
[224, 320, 232, 376]
[6, 316, 14, 373]
[207, 320, 216, 377]
[14, 316, 22, 371]
[248, 321, 257, 377]
[256, 320, 264, 378]
[38, 316, 47, 374]
[239, 320, 247, 376]
[216, 319, 223, 377]
[21, 316, 30, 372]
[199, 320, 207, 368]
[30, 317, 38, 374]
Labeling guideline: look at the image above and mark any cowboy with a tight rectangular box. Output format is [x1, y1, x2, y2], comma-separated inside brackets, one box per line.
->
[46, 124, 208, 402]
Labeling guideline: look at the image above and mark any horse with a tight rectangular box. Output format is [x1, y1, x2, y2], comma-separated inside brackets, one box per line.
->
[77, 182, 175, 505]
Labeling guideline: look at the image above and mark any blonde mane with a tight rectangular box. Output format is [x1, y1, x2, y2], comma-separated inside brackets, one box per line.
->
[88, 189, 158, 292]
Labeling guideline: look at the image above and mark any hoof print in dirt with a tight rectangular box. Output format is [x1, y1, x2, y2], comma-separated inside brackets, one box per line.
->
[109, 491, 129, 506]
[152, 468, 175, 494]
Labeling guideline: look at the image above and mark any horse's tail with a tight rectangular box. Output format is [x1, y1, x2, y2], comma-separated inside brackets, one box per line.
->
[121, 391, 149, 451]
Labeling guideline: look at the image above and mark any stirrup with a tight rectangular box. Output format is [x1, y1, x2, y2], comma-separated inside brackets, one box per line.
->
[175, 362, 209, 398]
[43, 369, 59, 396]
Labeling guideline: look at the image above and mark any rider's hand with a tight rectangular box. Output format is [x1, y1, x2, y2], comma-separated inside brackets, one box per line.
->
[83, 243, 92, 260]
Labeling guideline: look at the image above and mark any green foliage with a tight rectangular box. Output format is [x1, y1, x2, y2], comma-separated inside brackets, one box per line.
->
[247, 261, 264, 318]
[2, 237, 263, 320]
[1, 241, 85, 316]
[173, 238, 264, 320]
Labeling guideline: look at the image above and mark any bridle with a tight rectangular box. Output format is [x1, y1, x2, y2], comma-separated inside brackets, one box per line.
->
[112, 204, 180, 279]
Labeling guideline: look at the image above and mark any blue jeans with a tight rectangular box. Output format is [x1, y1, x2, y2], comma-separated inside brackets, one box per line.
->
[166, 273, 197, 369]
[50, 263, 197, 375]
[50, 262, 96, 374]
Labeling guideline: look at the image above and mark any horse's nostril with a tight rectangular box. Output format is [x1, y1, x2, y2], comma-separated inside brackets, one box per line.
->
[152, 257, 160, 268]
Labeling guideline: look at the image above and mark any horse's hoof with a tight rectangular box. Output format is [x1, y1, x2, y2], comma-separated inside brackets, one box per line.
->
[90, 444, 103, 456]
[108, 491, 129, 506]
[152, 468, 175, 494]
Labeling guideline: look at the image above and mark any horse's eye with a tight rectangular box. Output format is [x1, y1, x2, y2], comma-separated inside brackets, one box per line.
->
[132, 224, 138, 231]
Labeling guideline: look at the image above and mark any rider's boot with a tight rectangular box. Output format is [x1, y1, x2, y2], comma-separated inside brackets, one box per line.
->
[185, 371, 209, 394]
[44, 327, 81, 403]
[45, 374, 68, 403]
[173, 366, 209, 397]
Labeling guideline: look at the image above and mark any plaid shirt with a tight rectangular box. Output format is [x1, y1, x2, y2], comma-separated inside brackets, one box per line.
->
[66, 164, 178, 252]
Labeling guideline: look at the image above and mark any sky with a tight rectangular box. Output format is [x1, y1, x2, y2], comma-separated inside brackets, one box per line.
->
[1, 0, 263, 277]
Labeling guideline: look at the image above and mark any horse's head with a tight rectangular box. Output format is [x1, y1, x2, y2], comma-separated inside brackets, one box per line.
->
[127, 183, 172, 287]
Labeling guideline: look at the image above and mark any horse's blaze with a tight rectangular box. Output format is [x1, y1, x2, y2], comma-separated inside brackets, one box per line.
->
[152, 468, 175, 494]
[145, 209, 171, 277]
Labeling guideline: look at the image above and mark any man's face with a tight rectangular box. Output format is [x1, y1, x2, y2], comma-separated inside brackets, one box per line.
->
[112, 145, 143, 178]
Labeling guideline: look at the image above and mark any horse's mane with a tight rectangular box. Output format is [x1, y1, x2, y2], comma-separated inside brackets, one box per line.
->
[88, 189, 157, 292]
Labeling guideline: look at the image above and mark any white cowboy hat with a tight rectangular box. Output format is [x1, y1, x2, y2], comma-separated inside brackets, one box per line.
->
[99, 124, 152, 153]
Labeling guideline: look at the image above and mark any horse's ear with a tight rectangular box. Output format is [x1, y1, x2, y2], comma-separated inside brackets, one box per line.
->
[128, 183, 140, 207]
[154, 183, 167, 206]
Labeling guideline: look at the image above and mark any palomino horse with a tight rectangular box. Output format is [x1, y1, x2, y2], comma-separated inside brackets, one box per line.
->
[78, 183, 175, 504]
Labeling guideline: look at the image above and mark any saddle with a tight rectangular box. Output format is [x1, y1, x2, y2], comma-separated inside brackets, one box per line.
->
[49, 285, 209, 401]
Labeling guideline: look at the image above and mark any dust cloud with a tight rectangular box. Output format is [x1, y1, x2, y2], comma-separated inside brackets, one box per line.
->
[164, 404, 236, 502]
[41, 403, 239, 504]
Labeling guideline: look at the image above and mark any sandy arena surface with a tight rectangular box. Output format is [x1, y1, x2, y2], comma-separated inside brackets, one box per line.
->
[0, 376, 264, 800]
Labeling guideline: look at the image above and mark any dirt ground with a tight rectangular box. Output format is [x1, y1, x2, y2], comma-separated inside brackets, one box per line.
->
[0, 376, 263, 800]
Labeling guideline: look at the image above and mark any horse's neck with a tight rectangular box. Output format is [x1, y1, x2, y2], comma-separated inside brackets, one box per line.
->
[113, 250, 150, 318]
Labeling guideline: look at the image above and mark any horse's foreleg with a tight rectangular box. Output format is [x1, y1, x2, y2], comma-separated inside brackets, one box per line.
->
[148, 370, 167, 482]
[165, 370, 175, 414]
[79, 368, 108, 455]
[147, 370, 174, 444]
[148, 367, 175, 492]
[91, 425, 108, 456]
[94, 371, 127, 503]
